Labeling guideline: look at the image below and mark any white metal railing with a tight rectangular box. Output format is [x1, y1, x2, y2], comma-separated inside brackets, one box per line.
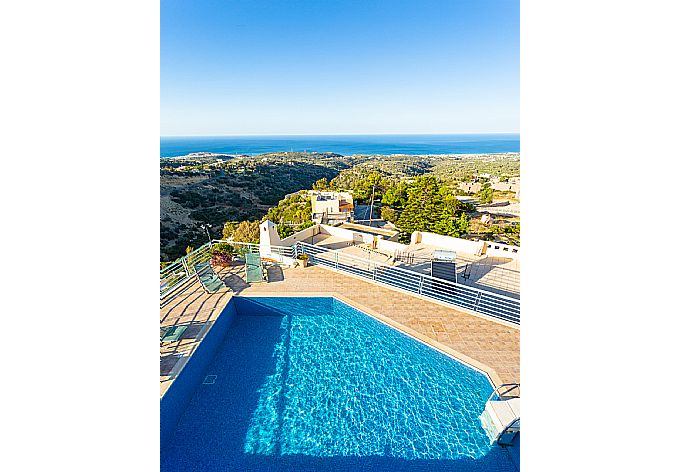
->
[161, 240, 520, 324]
[160, 240, 297, 301]
[486, 383, 521, 403]
[160, 241, 213, 300]
[295, 242, 520, 325]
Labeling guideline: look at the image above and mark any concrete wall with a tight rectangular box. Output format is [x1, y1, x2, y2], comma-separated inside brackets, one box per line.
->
[278, 224, 321, 245]
[319, 224, 374, 244]
[485, 242, 520, 260]
[375, 237, 408, 253]
[312, 198, 340, 215]
[458, 182, 483, 193]
[412, 231, 486, 256]
[259, 220, 282, 246]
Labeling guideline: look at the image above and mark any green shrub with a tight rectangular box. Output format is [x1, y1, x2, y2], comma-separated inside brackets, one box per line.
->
[211, 242, 234, 256]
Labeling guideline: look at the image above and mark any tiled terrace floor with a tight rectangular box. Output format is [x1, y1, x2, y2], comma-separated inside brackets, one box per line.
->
[160, 262, 519, 395]
[160, 284, 232, 395]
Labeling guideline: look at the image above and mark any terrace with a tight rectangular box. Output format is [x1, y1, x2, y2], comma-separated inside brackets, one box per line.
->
[271, 220, 521, 298]
[160, 241, 520, 397]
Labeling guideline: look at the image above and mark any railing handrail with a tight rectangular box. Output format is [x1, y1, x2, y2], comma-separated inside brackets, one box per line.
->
[486, 383, 521, 403]
[161, 239, 520, 324]
[294, 241, 519, 325]
[160, 242, 214, 300]
[160, 241, 212, 274]
[296, 241, 520, 303]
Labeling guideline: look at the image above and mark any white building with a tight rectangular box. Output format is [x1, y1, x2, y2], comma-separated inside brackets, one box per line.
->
[309, 191, 354, 224]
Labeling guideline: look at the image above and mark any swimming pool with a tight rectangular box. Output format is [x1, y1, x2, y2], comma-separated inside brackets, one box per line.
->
[161, 296, 517, 471]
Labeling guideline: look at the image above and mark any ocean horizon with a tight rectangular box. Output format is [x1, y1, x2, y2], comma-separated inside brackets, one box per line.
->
[160, 133, 520, 158]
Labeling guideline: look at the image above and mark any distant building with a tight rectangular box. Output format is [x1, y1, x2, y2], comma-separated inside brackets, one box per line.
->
[491, 181, 520, 192]
[309, 191, 354, 224]
[458, 182, 483, 194]
[480, 214, 494, 225]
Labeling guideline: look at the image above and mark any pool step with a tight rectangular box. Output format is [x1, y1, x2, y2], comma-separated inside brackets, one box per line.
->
[480, 383, 520, 446]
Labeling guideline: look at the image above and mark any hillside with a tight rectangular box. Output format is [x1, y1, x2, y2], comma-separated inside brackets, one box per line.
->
[160, 152, 520, 261]
[160, 153, 347, 260]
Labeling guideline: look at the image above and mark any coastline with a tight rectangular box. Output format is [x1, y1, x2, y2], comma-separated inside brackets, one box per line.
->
[160, 134, 520, 158]
[161, 151, 521, 160]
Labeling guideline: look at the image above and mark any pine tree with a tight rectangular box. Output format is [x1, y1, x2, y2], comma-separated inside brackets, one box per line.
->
[396, 176, 443, 234]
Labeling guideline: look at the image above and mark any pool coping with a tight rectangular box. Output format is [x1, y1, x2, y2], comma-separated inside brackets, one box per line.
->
[239, 292, 504, 389]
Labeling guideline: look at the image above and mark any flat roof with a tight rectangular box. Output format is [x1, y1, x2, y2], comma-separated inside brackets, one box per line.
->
[337, 222, 398, 238]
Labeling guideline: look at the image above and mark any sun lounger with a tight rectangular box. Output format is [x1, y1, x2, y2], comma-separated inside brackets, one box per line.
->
[193, 261, 229, 293]
[160, 325, 188, 342]
[245, 252, 267, 283]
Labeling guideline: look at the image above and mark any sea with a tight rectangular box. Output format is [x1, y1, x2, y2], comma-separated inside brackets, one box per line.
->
[160, 134, 519, 158]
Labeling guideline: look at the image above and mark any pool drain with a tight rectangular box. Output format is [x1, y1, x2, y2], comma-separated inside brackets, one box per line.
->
[202, 375, 217, 385]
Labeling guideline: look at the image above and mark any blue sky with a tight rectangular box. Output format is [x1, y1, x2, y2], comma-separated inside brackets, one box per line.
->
[161, 0, 519, 136]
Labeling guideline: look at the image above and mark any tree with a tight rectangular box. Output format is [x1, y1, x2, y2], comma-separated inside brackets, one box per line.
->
[312, 178, 329, 190]
[296, 220, 315, 231]
[457, 201, 476, 213]
[380, 206, 397, 223]
[478, 185, 494, 204]
[222, 221, 237, 239]
[458, 212, 471, 234]
[230, 220, 260, 243]
[433, 194, 465, 237]
[277, 224, 294, 239]
[395, 176, 444, 234]
[381, 181, 408, 207]
[353, 171, 389, 201]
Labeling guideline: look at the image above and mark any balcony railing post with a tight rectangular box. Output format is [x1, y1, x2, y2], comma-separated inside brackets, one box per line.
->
[181, 258, 191, 276]
[418, 276, 423, 294]
[335, 251, 339, 270]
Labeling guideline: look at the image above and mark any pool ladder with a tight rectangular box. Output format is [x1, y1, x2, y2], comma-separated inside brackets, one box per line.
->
[484, 383, 520, 447]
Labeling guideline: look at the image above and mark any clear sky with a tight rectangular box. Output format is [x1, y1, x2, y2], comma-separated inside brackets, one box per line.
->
[161, 0, 519, 136]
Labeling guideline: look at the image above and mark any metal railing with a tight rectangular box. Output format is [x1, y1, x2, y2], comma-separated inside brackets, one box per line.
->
[294, 242, 520, 325]
[160, 242, 213, 300]
[160, 240, 297, 301]
[161, 240, 520, 325]
[486, 383, 521, 403]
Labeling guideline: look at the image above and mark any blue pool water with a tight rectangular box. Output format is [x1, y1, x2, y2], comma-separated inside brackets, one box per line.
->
[160, 134, 519, 157]
[161, 297, 517, 471]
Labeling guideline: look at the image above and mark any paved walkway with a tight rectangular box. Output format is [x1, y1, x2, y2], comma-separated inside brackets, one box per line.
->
[160, 263, 519, 395]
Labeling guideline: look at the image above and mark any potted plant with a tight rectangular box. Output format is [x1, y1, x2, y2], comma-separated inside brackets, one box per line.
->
[211, 242, 234, 268]
[296, 254, 310, 268]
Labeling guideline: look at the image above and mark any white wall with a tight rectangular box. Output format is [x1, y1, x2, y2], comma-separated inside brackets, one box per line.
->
[259, 221, 281, 246]
[375, 237, 408, 252]
[414, 231, 486, 256]
[278, 224, 321, 245]
[485, 242, 520, 260]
